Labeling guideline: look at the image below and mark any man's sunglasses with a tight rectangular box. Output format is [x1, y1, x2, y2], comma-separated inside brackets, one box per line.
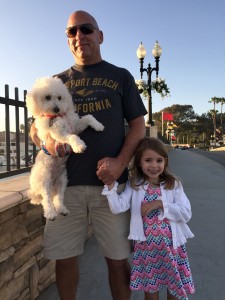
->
[65, 23, 98, 38]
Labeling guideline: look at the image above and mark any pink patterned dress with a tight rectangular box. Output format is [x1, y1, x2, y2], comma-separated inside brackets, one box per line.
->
[130, 185, 195, 300]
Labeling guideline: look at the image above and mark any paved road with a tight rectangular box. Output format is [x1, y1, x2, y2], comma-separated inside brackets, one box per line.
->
[38, 149, 225, 300]
[189, 148, 225, 167]
[169, 149, 225, 300]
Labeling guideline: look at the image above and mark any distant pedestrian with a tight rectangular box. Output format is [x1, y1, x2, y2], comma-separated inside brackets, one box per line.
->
[102, 137, 195, 300]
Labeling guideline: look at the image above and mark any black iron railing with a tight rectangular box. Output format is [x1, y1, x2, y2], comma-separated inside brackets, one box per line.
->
[0, 84, 36, 179]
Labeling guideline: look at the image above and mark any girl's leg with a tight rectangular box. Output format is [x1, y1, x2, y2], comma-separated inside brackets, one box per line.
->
[144, 291, 159, 300]
[167, 289, 178, 300]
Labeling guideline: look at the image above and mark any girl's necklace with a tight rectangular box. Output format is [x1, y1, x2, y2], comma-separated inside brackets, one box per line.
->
[148, 181, 160, 187]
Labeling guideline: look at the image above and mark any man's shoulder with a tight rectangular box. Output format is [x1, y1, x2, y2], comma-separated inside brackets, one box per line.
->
[103, 60, 129, 74]
[53, 67, 74, 82]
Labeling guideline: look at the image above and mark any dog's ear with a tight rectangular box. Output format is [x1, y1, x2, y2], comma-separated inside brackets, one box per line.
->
[25, 93, 33, 115]
[25, 90, 39, 117]
[25, 91, 33, 110]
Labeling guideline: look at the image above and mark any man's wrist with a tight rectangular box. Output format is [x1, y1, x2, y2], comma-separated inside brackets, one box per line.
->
[40, 139, 72, 157]
[41, 140, 51, 155]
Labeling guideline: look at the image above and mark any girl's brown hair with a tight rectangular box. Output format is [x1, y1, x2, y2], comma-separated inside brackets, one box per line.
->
[129, 137, 177, 190]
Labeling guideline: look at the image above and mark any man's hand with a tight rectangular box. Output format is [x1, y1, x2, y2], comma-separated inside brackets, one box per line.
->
[96, 157, 125, 185]
[30, 123, 71, 157]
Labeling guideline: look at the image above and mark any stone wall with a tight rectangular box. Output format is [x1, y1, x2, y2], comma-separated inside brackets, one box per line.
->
[0, 174, 56, 300]
[0, 173, 94, 300]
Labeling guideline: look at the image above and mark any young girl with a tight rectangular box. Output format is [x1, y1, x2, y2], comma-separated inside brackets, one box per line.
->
[102, 137, 195, 300]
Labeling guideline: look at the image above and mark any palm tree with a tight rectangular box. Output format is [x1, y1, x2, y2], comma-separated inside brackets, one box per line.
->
[209, 98, 216, 139]
[219, 98, 225, 137]
[209, 97, 225, 142]
[209, 97, 221, 140]
[208, 109, 218, 141]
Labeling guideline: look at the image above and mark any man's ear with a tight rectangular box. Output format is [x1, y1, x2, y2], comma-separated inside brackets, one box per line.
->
[99, 30, 104, 44]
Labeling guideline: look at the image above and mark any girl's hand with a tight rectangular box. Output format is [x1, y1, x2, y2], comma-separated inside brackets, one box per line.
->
[107, 182, 115, 190]
[141, 200, 163, 217]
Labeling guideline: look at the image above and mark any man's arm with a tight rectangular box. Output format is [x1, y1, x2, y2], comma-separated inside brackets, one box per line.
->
[30, 123, 41, 148]
[30, 123, 58, 156]
[96, 116, 146, 185]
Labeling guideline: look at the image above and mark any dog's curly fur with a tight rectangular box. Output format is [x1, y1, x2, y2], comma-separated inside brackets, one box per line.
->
[26, 77, 104, 220]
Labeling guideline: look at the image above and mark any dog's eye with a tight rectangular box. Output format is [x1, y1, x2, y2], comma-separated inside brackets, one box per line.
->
[45, 95, 51, 101]
[58, 96, 61, 100]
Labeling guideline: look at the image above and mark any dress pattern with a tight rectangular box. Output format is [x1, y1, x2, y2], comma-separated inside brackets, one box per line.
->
[130, 185, 195, 300]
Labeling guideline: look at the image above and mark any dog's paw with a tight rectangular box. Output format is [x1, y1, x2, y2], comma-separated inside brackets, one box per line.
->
[71, 142, 87, 153]
[28, 190, 42, 205]
[55, 205, 70, 216]
[44, 210, 58, 221]
[94, 123, 104, 132]
[60, 211, 69, 217]
[30, 199, 40, 205]
[69, 136, 87, 153]
[30, 196, 42, 205]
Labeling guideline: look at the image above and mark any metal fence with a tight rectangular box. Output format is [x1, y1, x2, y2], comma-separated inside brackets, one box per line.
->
[0, 84, 36, 179]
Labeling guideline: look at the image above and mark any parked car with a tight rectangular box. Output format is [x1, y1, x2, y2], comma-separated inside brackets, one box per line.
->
[181, 146, 189, 150]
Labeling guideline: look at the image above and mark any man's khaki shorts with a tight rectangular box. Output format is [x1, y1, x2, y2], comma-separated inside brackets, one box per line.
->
[43, 185, 131, 260]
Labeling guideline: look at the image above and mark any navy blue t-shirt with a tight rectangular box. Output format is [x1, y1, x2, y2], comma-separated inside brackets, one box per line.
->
[55, 60, 147, 186]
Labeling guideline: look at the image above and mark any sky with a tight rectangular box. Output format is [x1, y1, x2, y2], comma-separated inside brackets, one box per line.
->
[0, 0, 225, 129]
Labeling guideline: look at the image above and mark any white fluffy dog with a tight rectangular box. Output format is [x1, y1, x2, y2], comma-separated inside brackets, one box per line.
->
[26, 77, 104, 220]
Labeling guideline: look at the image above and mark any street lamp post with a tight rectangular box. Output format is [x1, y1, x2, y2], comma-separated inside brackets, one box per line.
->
[136, 41, 162, 126]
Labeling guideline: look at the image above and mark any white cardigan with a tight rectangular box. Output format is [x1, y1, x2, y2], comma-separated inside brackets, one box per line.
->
[102, 180, 194, 249]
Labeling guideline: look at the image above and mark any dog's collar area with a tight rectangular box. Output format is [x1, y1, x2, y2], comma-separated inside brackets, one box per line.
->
[42, 113, 66, 119]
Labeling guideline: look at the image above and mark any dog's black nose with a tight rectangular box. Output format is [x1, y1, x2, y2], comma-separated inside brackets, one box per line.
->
[53, 106, 60, 113]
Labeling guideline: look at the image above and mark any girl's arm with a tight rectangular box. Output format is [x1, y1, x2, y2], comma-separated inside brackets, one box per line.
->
[160, 181, 192, 223]
[102, 181, 133, 214]
[141, 200, 163, 217]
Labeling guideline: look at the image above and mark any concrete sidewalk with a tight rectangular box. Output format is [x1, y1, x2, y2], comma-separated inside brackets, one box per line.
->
[38, 149, 225, 300]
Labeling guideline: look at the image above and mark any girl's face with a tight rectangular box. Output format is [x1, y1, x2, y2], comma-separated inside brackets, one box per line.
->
[140, 149, 166, 183]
